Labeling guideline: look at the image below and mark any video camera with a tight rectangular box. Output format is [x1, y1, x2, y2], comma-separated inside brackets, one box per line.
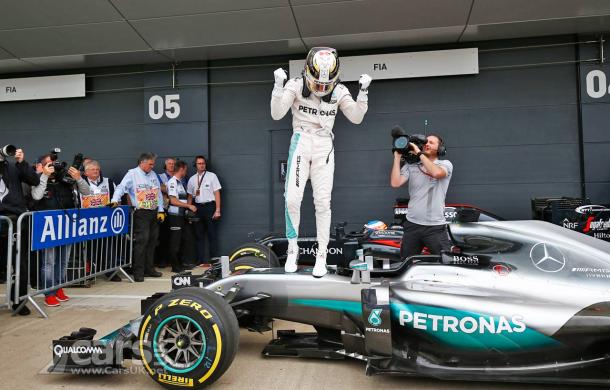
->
[48, 148, 84, 184]
[391, 126, 427, 165]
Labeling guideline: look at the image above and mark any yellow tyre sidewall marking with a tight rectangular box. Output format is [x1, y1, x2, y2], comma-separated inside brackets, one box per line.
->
[230, 248, 264, 261]
[139, 315, 154, 375]
[198, 323, 222, 384]
[234, 265, 254, 271]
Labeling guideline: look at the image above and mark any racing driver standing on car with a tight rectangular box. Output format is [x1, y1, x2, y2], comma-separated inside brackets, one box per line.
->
[390, 134, 453, 258]
[271, 47, 371, 277]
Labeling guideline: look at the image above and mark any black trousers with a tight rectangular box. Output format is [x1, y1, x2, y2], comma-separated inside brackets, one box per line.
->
[0, 214, 29, 304]
[400, 220, 451, 259]
[167, 214, 194, 269]
[194, 201, 218, 263]
[132, 209, 160, 278]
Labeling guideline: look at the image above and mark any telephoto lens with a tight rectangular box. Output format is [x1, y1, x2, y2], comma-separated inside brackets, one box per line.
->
[0, 144, 16, 158]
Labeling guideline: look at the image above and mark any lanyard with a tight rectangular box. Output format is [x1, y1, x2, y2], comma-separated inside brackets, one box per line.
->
[197, 171, 207, 191]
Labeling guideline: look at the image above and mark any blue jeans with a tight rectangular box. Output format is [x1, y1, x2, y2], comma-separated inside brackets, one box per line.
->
[41, 245, 71, 296]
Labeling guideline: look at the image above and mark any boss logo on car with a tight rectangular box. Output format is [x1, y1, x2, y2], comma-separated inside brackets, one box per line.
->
[451, 255, 479, 264]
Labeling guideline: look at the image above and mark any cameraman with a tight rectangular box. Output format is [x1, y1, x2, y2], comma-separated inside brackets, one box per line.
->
[32, 154, 91, 307]
[390, 134, 453, 258]
[0, 147, 39, 315]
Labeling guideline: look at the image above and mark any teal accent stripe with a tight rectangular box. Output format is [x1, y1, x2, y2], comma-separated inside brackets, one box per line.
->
[290, 298, 362, 315]
[390, 302, 560, 351]
[284, 133, 301, 239]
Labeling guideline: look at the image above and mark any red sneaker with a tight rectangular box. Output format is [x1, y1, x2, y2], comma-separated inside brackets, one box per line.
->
[56, 288, 70, 302]
[44, 295, 60, 307]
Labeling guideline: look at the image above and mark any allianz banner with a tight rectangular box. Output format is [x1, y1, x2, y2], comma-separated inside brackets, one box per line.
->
[32, 206, 130, 250]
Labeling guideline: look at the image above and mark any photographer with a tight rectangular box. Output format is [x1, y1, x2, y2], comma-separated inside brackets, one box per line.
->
[0, 146, 39, 315]
[390, 134, 453, 258]
[81, 160, 121, 282]
[166, 160, 196, 273]
[32, 153, 91, 307]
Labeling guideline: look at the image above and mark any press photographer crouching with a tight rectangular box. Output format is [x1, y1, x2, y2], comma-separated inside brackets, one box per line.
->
[0, 145, 39, 315]
[31, 150, 91, 307]
[390, 127, 453, 258]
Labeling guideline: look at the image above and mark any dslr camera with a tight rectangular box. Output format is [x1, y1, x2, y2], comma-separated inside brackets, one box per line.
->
[48, 148, 84, 184]
[391, 126, 427, 165]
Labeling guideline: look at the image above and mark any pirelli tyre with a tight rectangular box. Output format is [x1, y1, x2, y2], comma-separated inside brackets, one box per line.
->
[228, 242, 279, 268]
[138, 287, 239, 389]
[230, 255, 273, 273]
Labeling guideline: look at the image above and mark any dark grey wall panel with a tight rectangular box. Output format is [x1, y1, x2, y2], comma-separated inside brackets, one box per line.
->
[578, 38, 610, 206]
[582, 142, 610, 182]
[586, 183, 610, 204]
[582, 103, 610, 142]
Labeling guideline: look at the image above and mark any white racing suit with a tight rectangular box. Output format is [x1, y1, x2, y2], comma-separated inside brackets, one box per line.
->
[271, 77, 368, 274]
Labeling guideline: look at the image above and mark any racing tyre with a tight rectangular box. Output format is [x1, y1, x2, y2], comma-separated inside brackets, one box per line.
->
[229, 242, 279, 267]
[138, 287, 239, 389]
[230, 255, 273, 273]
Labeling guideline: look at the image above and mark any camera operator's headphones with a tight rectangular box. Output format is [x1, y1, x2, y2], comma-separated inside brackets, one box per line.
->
[427, 133, 446, 157]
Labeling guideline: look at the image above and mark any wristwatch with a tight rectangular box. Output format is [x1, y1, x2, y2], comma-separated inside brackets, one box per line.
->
[417, 152, 423, 158]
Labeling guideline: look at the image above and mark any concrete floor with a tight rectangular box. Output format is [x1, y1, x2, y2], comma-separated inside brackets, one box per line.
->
[0, 270, 587, 390]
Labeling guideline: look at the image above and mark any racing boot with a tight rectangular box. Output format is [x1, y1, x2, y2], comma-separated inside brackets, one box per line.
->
[284, 240, 298, 273]
[312, 251, 328, 278]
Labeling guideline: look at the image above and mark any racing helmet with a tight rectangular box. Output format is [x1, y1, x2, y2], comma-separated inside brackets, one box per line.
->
[304, 47, 340, 97]
[364, 220, 387, 231]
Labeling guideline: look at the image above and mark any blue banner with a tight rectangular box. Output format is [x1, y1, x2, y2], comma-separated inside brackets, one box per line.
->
[32, 206, 130, 250]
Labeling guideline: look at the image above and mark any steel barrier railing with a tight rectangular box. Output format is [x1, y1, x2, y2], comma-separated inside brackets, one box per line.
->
[0, 216, 14, 310]
[13, 209, 134, 318]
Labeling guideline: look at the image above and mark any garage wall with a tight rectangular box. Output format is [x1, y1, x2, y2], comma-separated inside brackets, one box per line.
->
[578, 38, 610, 204]
[0, 65, 209, 186]
[209, 35, 582, 250]
[0, 35, 593, 255]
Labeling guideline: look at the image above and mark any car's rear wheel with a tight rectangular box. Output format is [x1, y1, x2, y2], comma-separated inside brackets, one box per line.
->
[228, 242, 279, 267]
[138, 287, 239, 389]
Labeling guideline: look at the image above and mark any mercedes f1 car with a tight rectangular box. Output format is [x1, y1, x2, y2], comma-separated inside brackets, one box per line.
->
[228, 200, 503, 270]
[50, 209, 610, 388]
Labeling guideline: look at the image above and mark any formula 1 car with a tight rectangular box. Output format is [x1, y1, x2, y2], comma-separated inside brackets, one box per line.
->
[50, 208, 610, 388]
[227, 200, 504, 270]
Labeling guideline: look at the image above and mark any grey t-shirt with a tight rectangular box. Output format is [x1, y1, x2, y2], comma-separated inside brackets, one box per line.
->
[400, 159, 453, 226]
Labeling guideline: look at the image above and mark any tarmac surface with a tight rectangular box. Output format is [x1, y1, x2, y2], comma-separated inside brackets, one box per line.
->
[0, 269, 590, 390]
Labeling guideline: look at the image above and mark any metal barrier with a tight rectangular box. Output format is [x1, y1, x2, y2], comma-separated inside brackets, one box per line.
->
[13, 209, 134, 318]
[0, 216, 14, 310]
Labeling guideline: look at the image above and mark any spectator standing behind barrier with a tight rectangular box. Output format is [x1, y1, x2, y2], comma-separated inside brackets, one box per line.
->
[82, 160, 121, 282]
[187, 155, 221, 266]
[167, 161, 197, 273]
[109, 152, 164, 282]
[31, 154, 92, 308]
[390, 135, 453, 258]
[155, 157, 175, 268]
[0, 147, 39, 315]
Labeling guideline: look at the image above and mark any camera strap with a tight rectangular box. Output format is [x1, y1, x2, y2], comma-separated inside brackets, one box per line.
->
[417, 164, 435, 179]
